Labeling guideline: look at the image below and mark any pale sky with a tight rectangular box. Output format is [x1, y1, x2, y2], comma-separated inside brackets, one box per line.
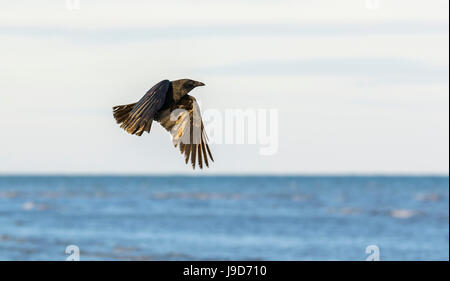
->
[0, 0, 448, 174]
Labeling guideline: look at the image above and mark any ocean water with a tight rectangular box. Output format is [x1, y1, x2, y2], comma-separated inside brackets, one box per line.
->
[0, 176, 448, 261]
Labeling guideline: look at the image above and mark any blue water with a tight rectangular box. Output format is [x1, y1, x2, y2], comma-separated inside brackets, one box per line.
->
[0, 176, 448, 261]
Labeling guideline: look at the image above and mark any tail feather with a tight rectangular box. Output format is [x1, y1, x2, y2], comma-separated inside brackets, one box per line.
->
[113, 102, 154, 136]
[113, 103, 136, 124]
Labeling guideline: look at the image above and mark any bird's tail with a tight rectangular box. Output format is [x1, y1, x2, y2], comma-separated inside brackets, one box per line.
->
[113, 103, 136, 124]
[113, 103, 153, 136]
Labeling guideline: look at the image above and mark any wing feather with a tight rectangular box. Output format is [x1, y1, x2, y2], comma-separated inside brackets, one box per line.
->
[156, 95, 213, 169]
[198, 144, 203, 169]
[184, 144, 191, 164]
[201, 140, 209, 167]
[191, 144, 197, 169]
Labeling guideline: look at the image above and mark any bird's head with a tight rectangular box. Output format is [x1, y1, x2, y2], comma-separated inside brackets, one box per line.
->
[171, 79, 205, 100]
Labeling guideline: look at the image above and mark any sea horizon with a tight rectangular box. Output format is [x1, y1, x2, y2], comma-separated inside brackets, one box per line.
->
[1, 174, 448, 177]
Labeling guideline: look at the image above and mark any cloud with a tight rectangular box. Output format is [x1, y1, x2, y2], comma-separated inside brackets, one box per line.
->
[1, 0, 448, 28]
[198, 57, 449, 84]
[0, 21, 447, 43]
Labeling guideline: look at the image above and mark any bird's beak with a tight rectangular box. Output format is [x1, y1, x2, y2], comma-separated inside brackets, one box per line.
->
[194, 81, 205, 87]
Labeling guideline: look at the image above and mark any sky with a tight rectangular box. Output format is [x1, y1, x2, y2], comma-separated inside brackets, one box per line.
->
[0, 0, 448, 174]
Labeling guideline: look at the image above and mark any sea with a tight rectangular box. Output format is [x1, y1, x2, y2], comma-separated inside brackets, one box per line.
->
[0, 176, 448, 261]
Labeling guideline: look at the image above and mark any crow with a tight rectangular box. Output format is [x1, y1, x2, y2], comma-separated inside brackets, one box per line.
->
[112, 79, 213, 169]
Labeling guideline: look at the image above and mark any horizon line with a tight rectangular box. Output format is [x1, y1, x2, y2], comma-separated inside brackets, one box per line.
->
[0, 173, 448, 177]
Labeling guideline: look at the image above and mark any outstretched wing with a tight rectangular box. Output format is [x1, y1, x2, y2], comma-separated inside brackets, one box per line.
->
[156, 95, 213, 169]
[113, 80, 170, 136]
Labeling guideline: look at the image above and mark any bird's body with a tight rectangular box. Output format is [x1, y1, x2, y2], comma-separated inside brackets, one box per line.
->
[112, 79, 213, 169]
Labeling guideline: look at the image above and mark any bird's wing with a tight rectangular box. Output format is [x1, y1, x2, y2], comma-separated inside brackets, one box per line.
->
[157, 95, 213, 169]
[113, 80, 170, 136]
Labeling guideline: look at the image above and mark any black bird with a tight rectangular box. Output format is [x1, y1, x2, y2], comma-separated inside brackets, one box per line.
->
[112, 79, 213, 169]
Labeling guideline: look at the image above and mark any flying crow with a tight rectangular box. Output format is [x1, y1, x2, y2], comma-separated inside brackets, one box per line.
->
[113, 79, 213, 169]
